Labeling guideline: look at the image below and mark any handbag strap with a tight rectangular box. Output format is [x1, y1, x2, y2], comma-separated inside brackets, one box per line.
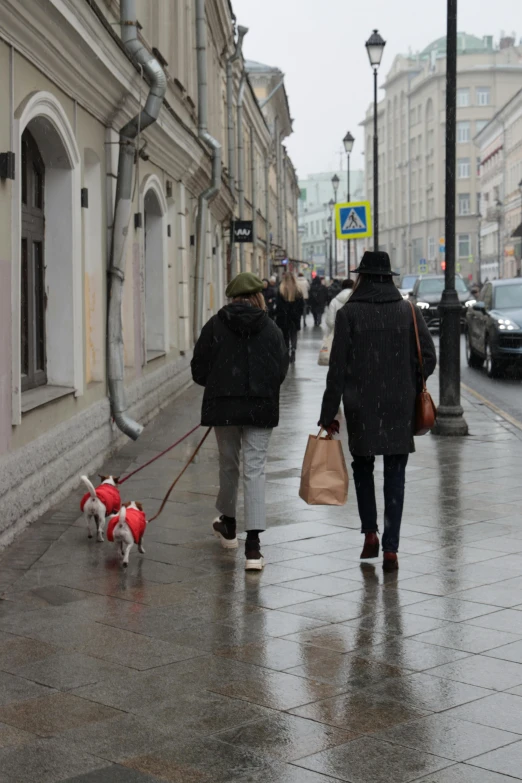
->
[408, 300, 427, 391]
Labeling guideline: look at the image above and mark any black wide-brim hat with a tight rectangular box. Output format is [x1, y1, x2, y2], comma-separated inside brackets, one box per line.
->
[351, 251, 399, 276]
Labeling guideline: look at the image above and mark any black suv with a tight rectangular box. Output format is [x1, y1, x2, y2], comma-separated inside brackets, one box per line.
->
[466, 278, 522, 377]
[410, 275, 473, 330]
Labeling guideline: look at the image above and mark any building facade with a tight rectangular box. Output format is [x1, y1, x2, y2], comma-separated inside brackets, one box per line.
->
[476, 87, 522, 280]
[361, 33, 522, 280]
[298, 169, 365, 277]
[0, 0, 299, 542]
[246, 61, 301, 269]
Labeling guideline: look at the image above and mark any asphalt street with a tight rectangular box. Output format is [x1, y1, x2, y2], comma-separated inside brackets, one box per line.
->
[432, 335, 522, 428]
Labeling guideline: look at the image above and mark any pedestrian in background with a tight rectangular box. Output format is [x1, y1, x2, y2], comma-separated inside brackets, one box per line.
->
[275, 272, 304, 364]
[327, 277, 342, 303]
[262, 276, 278, 319]
[319, 252, 436, 571]
[191, 272, 289, 571]
[297, 272, 310, 328]
[309, 276, 328, 327]
[325, 278, 354, 336]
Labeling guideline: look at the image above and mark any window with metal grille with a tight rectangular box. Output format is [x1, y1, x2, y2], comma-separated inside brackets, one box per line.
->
[21, 129, 46, 391]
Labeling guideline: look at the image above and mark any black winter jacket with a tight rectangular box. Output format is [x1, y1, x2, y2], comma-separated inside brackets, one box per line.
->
[275, 293, 304, 332]
[309, 281, 328, 311]
[320, 299, 437, 456]
[191, 303, 289, 428]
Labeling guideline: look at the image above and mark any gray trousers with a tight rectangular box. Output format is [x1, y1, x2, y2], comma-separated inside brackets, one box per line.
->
[214, 426, 272, 531]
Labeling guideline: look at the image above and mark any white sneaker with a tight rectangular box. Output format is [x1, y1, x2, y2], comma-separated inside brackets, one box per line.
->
[212, 516, 238, 549]
[245, 555, 264, 571]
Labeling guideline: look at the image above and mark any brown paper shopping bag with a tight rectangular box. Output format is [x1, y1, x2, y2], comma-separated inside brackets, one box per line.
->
[299, 430, 349, 506]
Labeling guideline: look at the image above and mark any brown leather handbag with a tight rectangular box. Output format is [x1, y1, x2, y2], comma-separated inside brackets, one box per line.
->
[409, 301, 437, 435]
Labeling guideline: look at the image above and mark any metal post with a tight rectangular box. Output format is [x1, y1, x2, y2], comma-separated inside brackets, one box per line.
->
[519, 185, 522, 276]
[334, 195, 338, 276]
[347, 153, 351, 277]
[373, 68, 379, 251]
[498, 216, 502, 279]
[329, 219, 333, 279]
[433, 0, 468, 437]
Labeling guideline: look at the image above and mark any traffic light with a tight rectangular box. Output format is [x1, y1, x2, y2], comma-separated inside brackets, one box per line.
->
[441, 261, 446, 271]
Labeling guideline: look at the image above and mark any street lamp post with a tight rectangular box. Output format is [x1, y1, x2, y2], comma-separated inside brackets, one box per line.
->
[332, 175, 340, 276]
[496, 199, 503, 279]
[365, 29, 386, 252]
[343, 131, 355, 277]
[328, 199, 334, 279]
[433, 0, 468, 437]
[518, 179, 522, 276]
[323, 229, 329, 276]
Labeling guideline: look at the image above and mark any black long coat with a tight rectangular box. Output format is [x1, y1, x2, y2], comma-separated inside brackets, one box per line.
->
[275, 293, 304, 332]
[320, 299, 437, 455]
[191, 303, 289, 428]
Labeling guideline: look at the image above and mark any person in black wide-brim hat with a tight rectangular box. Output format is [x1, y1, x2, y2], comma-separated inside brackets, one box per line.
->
[350, 250, 400, 277]
[318, 251, 437, 571]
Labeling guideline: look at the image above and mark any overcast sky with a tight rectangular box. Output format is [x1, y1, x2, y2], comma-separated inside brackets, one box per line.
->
[232, 0, 519, 178]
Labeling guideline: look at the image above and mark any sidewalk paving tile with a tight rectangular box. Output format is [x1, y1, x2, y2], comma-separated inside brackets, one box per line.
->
[293, 736, 453, 782]
[468, 739, 522, 778]
[371, 713, 519, 762]
[1, 329, 522, 781]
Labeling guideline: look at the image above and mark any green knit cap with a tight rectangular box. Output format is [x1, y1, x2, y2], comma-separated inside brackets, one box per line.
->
[226, 272, 264, 298]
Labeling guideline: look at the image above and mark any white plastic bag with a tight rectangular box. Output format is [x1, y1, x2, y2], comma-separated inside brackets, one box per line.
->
[317, 333, 333, 366]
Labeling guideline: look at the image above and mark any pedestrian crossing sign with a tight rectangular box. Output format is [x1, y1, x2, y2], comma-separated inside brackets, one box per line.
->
[335, 201, 373, 240]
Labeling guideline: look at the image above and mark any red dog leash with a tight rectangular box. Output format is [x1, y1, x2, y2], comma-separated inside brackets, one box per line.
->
[148, 427, 213, 522]
[118, 424, 203, 484]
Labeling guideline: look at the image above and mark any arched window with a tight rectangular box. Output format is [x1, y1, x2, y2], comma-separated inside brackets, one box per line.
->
[13, 91, 82, 424]
[21, 129, 46, 391]
[143, 184, 168, 360]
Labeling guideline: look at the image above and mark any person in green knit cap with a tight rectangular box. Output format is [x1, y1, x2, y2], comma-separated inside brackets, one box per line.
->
[191, 273, 289, 570]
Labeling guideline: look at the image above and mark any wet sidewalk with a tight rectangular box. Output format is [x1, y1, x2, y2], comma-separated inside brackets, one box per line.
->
[1, 327, 522, 782]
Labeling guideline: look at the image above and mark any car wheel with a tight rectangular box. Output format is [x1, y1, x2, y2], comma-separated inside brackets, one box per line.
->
[485, 337, 502, 378]
[466, 330, 484, 369]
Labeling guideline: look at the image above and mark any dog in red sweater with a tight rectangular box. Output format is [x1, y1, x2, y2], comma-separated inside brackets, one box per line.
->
[107, 501, 147, 568]
[80, 475, 121, 542]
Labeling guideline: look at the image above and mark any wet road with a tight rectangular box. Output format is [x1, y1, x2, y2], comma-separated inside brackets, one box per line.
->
[0, 326, 522, 781]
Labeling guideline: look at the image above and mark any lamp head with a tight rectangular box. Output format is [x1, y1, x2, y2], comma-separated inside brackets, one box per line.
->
[365, 29, 386, 68]
[343, 131, 355, 154]
[331, 174, 340, 194]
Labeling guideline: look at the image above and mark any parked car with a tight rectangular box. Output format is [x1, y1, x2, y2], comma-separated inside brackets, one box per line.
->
[398, 274, 419, 300]
[410, 274, 473, 330]
[466, 278, 522, 377]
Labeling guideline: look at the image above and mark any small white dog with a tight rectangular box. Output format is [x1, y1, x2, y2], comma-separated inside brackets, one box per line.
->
[107, 502, 147, 568]
[80, 475, 121, 542]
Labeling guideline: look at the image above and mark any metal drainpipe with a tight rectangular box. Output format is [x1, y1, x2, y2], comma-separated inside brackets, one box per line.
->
[250, 125, 257, 274]
[237, 72, 247, 272]
[107, 0, 167, 440]
[226, 26, 248, 278]
[194, 0, 222, 341]
[275, 117, 283, 251]
[265, 154, 271, 276]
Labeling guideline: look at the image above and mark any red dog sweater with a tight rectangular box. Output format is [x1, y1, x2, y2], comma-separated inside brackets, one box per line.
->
[107, 507, 147, 544]
[80, 484, 121, 516]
